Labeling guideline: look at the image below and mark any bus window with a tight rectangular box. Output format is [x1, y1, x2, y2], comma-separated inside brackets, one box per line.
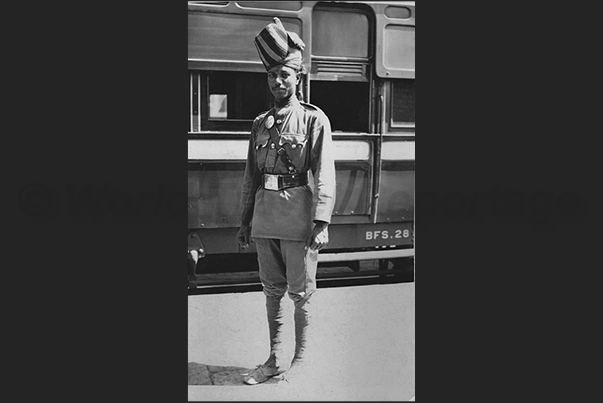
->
[311, 6, 370, 58]
[189, 70, 272, 132]
[310, 81, 370, 132]
[377, 141, 414, 221]
[332, 140, 372, 216]
[236, 2, 303, 12]
[377, 160, 415, 222]
[188, 11, 302, 69]
[190, 1, 228, 5]
[188, 161, 246, 228]
[309, 3, 373, 133]
[391, 79, 415, 127]
[207, 71, 271, 121]
[334, 161, 371, 215]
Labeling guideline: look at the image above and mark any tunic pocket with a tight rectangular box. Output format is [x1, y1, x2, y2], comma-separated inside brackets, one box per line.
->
[278, 133, 309, 171]
[255, 130, 271, 171]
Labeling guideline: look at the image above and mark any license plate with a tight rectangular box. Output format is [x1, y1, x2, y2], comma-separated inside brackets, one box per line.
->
[359, 223, 413, 246]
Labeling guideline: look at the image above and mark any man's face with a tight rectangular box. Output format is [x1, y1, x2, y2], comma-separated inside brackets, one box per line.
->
[267, 65, 300, 101]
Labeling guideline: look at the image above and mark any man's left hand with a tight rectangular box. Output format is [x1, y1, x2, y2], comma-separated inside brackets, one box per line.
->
[307, 221, 329, 251]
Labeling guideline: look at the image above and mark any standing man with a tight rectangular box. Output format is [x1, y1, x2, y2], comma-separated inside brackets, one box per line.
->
[237, 17, 336, 385]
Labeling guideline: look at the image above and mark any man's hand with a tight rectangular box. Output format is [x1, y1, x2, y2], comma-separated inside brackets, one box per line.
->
[306, 221, 329, 251]
[236, 223, 251, 248]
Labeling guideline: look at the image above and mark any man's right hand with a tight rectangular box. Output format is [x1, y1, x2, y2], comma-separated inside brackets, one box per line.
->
[236, 223, 251, 248]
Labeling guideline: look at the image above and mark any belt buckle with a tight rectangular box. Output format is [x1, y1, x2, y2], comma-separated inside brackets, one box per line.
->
[264, 174, 279, 191]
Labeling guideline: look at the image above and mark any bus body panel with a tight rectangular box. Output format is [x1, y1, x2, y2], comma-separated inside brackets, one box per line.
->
[188, 2, 415, 270]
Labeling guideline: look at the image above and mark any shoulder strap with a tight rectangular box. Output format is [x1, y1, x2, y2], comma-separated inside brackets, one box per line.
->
[266, 110, 297, 174]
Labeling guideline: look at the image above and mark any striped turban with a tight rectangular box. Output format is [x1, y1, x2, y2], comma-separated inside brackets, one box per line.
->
[254, 17, 305, 71]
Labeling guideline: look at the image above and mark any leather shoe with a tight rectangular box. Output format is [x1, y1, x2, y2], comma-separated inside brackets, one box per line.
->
[242, 364, 281, 385]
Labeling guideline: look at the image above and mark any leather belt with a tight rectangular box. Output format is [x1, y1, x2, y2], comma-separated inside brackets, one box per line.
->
[263, 173, 308, 191]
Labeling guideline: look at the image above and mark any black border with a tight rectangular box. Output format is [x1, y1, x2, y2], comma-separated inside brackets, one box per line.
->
[419, 1, 601, 401]
[8, 2, 185, 401]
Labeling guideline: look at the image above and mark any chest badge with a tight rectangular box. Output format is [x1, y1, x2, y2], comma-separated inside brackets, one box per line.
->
[265, 115, 275, 130]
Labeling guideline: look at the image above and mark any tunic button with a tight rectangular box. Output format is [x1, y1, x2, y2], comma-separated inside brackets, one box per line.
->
[270, 143, 275, 149]
[276, 119, 282, 124]
[292, 144, 297, 149]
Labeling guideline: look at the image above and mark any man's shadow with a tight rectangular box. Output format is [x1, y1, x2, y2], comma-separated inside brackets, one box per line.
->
[188, 362, 280, 386]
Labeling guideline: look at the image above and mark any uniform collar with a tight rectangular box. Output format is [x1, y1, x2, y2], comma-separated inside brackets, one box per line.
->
[274, 96, 300, 118]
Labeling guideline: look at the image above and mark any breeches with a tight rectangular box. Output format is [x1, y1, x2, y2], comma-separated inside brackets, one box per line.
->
[254, 238, 318, 307]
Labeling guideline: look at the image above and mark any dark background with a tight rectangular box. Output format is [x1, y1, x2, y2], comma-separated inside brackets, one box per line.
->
[5, 2, 601, 402]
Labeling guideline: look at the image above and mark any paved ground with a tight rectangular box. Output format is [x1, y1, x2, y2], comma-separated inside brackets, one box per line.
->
[188, 282, 415, 401]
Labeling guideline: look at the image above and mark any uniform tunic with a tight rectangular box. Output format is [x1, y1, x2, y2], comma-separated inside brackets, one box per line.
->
[239, 97, 336, 241]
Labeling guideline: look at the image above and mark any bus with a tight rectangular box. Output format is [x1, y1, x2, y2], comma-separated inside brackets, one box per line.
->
[188, 1, 415, 289]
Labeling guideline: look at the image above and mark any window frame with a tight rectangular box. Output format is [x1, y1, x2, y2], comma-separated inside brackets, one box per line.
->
[189, 69, 310, 133]
[383, 79, 415, 134]
[201, 71, 272, 132]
